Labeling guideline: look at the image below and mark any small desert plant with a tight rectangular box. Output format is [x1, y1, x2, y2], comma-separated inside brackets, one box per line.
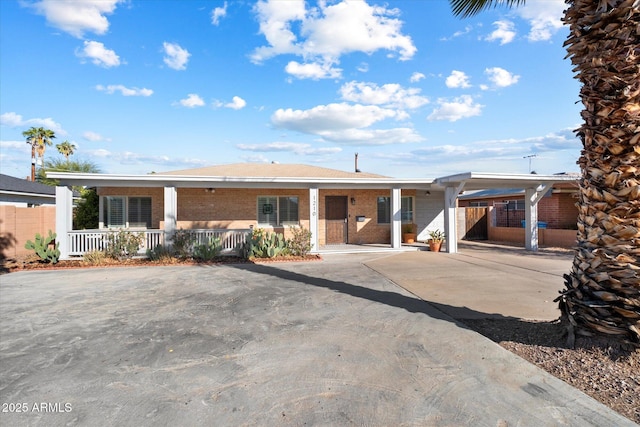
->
[287, 226, 312, 256]
[428, 229, 445, 243]
[171, 229, 196, 259]
[105, 229, 144, 260]
[193, 237, 222, 261]
[25, 230, 60, 264]
[402, 223, 415, 234]
[243, 228, 288, 259]
[146, 244, 174, 261]
[83, 250, 108, 265]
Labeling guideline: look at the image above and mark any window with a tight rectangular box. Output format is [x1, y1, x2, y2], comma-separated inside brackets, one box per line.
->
[257, 196, 299, 226]
[104, 196, 125, 228]
[377, 196, 413, 224]
[470, 201, 488, 207]
[401, 197, 413, 222]
[128, 197, 152, 228]
[103, 196, 151, 228]
[506, 200, 525, 211]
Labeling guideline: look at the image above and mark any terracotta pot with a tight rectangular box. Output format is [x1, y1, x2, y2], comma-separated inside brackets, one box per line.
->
[402, 233, 416, 244]
[429, 240, 442, 252]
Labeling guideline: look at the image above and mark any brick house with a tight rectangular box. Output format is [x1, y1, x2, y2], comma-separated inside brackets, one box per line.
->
[48, 165, 578, 258]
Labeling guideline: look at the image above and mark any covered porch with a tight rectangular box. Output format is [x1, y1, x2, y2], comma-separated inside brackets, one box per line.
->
[49, 169, 577, 260]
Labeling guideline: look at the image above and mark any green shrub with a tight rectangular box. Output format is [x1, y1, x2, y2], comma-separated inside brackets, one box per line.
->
[105, 229, 144, 260]
[193, 237, 222, 261]
[24, 230, 60, 264]
[287, 226, 312, 256]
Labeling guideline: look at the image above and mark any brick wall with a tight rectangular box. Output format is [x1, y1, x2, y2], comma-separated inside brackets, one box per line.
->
[97, 187, 414, 245]
[0, 205, 56, 259]
[460, 191, 578, 230]
[98, 187, 164, 228]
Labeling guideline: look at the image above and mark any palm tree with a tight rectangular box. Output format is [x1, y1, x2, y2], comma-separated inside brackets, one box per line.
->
[449, 0, 639, 343]
[35, 128, 56, 169]
[21, 126, 56, 181]
[56, 140, 76, 163]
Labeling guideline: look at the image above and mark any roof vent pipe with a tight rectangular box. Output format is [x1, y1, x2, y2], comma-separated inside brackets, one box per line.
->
[355, 152, 361, 173]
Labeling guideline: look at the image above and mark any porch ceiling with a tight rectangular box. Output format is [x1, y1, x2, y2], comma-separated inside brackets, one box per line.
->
[47, 171, 578, 192]
[46, 172, 435, 190]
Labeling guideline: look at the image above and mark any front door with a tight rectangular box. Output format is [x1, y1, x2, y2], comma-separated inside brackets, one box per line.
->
[325, 196, 348, 244]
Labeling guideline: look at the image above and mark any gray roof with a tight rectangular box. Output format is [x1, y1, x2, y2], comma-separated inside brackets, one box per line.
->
[0, 174, 55, 196]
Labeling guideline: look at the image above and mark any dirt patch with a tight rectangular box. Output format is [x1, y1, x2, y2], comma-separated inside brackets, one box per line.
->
[0, 254, 322, 273]
[462, 318, 640, 424]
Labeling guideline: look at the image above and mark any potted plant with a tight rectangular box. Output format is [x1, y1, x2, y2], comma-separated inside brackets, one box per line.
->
[428, 229, 445, 252]
[402, 223, 416, 244]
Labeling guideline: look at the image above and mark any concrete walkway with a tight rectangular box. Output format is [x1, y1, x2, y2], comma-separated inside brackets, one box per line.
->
[0, 247, 634, 426]
[366, 241, 574, 321]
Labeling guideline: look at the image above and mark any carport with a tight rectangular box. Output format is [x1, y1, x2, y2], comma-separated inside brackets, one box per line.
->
[433, 172, 579, 253]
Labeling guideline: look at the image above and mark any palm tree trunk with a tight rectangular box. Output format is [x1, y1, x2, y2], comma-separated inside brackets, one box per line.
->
[558, 0, 640, 343]
[30, 143, 36, 181]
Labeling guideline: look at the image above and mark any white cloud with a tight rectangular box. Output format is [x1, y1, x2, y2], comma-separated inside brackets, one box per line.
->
[409, 72, 425, 83]
[357, 62, 369, 73]
[211, 2, 228, 26]
[85, 148, 208, 169]
[485, 20, 516, 45]
[251, 0, 416, 79]
[271, 102, 422, 145]
[0, 112, 66, 135]
[237, 142, 342, 156]
[163, 42, 190, 70]
[440, 24, 476, 41]
[0, 112, 23, 127]
[96, 84, 153, 96]
[83, 131, 110, 142]
[445, 70, 471, 89]
[76, 40, 121, 67]
[484, 67, 520, 88]
[516, 0, 565, 42]
[272, 103, 398, 133]
[339, 81, 428, 110]
[285, 61, 342, 80]
[27, 0, 122, 38]
[427, 95, 483, 122]
[225, 96, 247, 110]
[319, 128, 424, 145]
[177, 94, 205, 108]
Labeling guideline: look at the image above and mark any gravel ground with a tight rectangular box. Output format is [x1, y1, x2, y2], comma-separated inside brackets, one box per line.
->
[462, 318, 640, 424]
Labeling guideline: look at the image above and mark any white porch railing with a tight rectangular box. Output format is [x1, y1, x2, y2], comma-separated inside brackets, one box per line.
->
[179, 229, 250, 254]
[67, 229, 250, 257]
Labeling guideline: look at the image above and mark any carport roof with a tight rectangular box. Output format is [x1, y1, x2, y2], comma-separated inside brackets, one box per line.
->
[434, 172, 579, 191]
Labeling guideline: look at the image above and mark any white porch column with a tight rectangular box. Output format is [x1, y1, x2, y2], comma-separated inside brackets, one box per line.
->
[524, 184, 552, 251]
[55, 185, 73, 260]
[309, 187, 319, 252]
[444, 184, 463, 254]
[391, 187, 401, 249]
[164, 186, 177, 245]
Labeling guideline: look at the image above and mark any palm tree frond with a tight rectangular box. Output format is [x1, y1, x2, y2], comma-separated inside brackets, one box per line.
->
[449, 0, 527, 18]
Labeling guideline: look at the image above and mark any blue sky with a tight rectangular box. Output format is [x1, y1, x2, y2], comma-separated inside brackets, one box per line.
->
[0, 0, 582, 179]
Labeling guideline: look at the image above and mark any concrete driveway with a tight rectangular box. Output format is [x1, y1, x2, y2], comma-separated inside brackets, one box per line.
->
[0, 251, 634, 426]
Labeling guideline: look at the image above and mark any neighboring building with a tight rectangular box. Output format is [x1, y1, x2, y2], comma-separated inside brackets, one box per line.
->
[48, 164, 579, 258]
[0, 173, 56, 206]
